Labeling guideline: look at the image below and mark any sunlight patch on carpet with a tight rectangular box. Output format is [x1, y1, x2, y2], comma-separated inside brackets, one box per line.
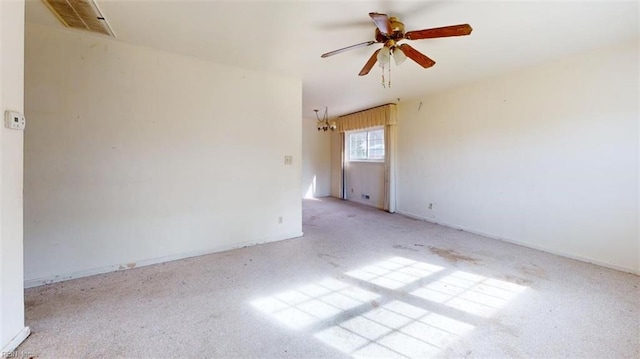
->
[251, 277, 379, 329]
[411, 271, 528, 318]
[345, 257, 444, 290]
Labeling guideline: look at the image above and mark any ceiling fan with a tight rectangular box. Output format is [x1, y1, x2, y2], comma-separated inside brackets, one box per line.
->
[321, 13, 473, 76]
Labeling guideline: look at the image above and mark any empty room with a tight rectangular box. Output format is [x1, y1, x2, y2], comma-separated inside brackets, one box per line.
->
[1, 0, 638, 358]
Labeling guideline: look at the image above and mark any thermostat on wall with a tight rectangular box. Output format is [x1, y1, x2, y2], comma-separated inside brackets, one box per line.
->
[4, 110, 26, 130]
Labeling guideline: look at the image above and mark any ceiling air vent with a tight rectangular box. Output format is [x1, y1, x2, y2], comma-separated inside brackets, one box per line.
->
[42, 0, 115, 37]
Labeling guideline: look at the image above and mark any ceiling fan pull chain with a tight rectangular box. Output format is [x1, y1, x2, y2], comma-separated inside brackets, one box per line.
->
[389, 56, 392, 88]
[381, 65, 386, 88]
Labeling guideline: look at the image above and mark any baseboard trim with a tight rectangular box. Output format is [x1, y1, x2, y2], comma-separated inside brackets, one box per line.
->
[24, 231, 304, 288]
[346, 198, 383, 210]
[1, 326, 31, 356]
[395, 210, 639, 275]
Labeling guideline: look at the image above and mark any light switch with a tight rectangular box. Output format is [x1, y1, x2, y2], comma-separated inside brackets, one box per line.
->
[284, 155, 293, 165]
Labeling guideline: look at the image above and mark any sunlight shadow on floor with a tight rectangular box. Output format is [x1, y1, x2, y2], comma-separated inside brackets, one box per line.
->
[411, 271, 528, 318]
[314, 300, 474, 358]
[251, 278, 380, 329]
[345, 257, 445, 290]
[250, 256, 527, 358]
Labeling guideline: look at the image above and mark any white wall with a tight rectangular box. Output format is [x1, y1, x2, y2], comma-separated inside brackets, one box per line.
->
[0, 0, 30, 353]
[24, 24, 302, 286]
[301, 118, 331, 198]
[345, 162, 384, 209]
[329, 131, 342, 198]
[397, 40, 639, 273]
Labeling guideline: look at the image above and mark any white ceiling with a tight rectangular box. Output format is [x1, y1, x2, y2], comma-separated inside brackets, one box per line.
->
[26, 0, 639, 118]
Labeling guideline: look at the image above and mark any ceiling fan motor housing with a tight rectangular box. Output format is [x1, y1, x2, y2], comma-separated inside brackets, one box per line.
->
[375, 17, 405, 43]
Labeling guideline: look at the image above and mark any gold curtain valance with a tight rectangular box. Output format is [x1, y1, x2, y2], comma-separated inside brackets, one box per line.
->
[336, 104, 398, 132]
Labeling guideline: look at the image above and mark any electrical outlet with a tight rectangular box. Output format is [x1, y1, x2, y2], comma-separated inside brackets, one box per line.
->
[278, 216, 283, 224]
[428, 203, 433, 210]
[284, 155, 293, 165]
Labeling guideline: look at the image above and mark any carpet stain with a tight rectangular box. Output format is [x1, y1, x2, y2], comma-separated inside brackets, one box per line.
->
[116, 262, 137, 270]
[501, 274, 533, 286]
[428, 246, 479, 264]
[392, 244, 419, 252]
[498, 343, 521, 358]
[318, 253, 341, 268]
[495, 322, 520, 338]
[519, 264, 548, 280]
[303, 215, 319, 226]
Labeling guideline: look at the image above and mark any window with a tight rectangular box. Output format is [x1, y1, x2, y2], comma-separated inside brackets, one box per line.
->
[348, 128, 385, 161]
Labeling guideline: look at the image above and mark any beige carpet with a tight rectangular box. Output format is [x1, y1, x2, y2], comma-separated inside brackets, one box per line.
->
[17, 198, 640, 358]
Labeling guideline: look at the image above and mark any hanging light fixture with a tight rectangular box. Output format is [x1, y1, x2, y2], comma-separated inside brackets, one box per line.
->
[315, 107, 336, 132]
[393, 47, 407, 65]
[377, 46, 391, 67]
[376, 40, 409, 88]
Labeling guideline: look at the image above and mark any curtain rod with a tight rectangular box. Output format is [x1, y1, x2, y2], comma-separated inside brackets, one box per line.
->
[338, 103, 396, 118]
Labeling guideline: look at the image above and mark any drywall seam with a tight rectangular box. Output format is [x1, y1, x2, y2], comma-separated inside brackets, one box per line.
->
[0, 327, 31, 355]
[396, 210, 639, 275]
[24, 231, 304, 288]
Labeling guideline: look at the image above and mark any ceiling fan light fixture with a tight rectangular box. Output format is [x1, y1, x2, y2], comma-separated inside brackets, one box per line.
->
[377, 46, 391, 67]
[320, 12, 472, 82]
[393, 47, 407, 66]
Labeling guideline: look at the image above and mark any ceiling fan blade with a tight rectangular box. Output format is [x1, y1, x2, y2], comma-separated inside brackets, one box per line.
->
[321, 41, 376, 58]
[405, 24, 473, 40]
[398, 44, 435, 68]
[359, 49, 381, 76]
[369, 12, 392, 35]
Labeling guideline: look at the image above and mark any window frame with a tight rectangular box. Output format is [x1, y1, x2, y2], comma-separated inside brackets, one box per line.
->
[346, 127, 385, 163]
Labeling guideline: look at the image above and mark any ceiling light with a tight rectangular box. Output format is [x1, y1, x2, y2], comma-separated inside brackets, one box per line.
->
[377, 46, 391, 67]
[393, 47, 407, 66]
[314, 107, 335, 132]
